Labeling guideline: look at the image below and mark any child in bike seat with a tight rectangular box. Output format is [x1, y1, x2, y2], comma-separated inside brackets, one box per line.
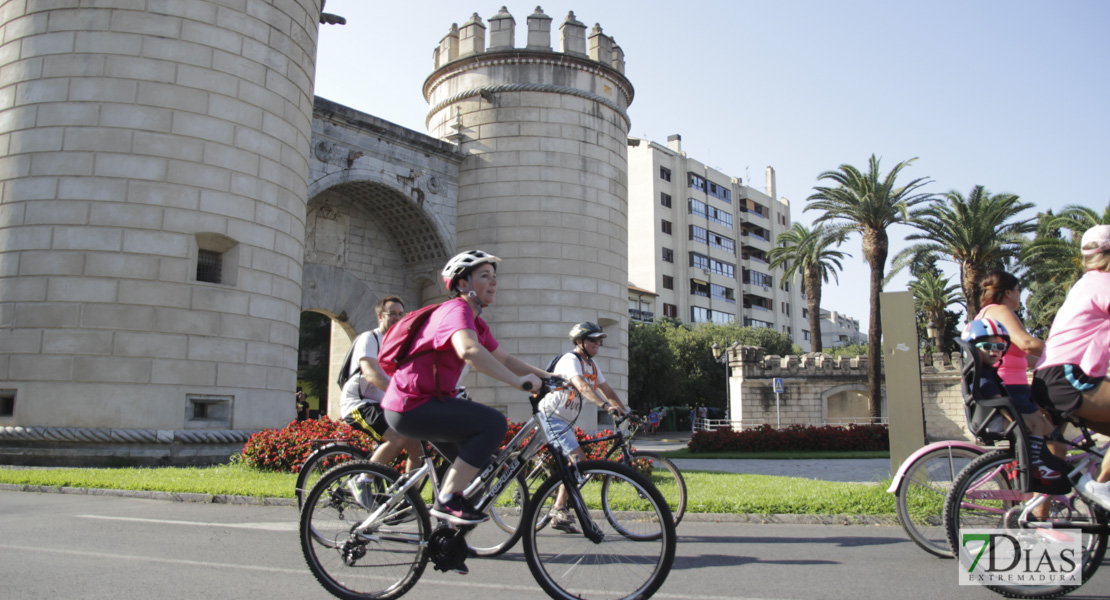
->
[1032, 224, 1110, 509]
[962, 318, 1065, 492]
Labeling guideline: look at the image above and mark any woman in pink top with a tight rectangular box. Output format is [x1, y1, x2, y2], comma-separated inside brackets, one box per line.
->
[974, 271, 1052, 436]
[1033, 225, 1110, 509]
[382, 250, 547, 526]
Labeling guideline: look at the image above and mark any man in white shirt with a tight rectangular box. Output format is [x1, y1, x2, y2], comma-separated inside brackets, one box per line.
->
[540, 322, 628, 532]
[340, 296, 422, 477]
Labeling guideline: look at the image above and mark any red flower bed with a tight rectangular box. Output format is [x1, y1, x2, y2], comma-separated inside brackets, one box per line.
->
[241, 417, 374, 473]
[688, 423, 889, 453]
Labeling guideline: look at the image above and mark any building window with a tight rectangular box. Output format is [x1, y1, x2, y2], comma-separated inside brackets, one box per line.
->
[803, 330, 811, 341]
[693, 306, 734, 325]
[663, 303, 677, 319]
[690, 279, 709, 297]
[185, 394, 233, 429]
[661, 192, 672, 208]
[194, 232, 239, 286]
[782, 302, 790, 316]
[0, 390, 14, 417]
[661, 219, 672, 235]
[710, 283, 735, 303]
[690, 224, 707, 245]
[662, 275, 673, 290]
[707, 181, 731, 203]
[660, 167, 671, 181]
[662, 247, 673, 262]
[687, 172, 706, 192]
[742, 268, 774, 288]
[802, 307, 809, 319]
[197, 250, 222, 283]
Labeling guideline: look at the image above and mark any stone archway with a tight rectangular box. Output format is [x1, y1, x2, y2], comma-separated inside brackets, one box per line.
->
[821, 384, 873, 424]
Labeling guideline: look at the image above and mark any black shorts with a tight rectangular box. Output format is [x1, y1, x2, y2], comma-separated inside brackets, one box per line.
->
[1033, 364, 1106, 420]
[343, 402, 388, 441]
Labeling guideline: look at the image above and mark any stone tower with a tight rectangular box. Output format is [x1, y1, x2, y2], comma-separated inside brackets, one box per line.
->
[0, 2, 319, 442]
[424, 7, 634, 423]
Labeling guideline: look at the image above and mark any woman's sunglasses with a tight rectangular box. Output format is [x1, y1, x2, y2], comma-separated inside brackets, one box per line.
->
[975, 341, 1009, 352]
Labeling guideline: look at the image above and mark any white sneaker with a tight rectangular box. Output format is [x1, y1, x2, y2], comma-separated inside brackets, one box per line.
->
[1077, 475, 1110, 511]
[346, 476, 373, 509]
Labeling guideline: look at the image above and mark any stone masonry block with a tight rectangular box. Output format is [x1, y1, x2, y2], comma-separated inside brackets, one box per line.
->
[50, 226, 122, 252]
[188, 336, 246, 363]
[63, 127, 132, 153]
[46, 276, 118, 303]
[113, 331, 187, 359]
[16, 78, 69, 104]
[167, 160, 231, 192]
[9, 127, 64, 153]
[42, 329, 112, 355]
[151, 358, 216, 386]
[9, 355, 72, 381]
[93, 153, 167, 181]
[191, 285, 248, 315]
[74, 31, 143, 56]
[132, 131, 203, 162]
[35, 102, 97, 126]
[30, 151, 93, 176]
[137, 81, 208, 113]
[215, 362, 268, 389]
[24, 199, 88, 225]
[170, 112, 234, 145]
[98, 103, 171, 132]
[122, 230, 189, 257]
[154, 307, 220, 336]
[203, 142, 260, 176]
[117, 279, 192, 309]
[180, 20, 244, 54]
[103, 54, 175, 82]
[83, 252, 159, 280]
[69, 77, 137, 103]
[73, 356, 152, 383]
[80, 304, 154, 331]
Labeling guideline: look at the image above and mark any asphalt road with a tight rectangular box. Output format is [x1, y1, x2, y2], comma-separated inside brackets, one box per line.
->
[2, 490, 1108, 600]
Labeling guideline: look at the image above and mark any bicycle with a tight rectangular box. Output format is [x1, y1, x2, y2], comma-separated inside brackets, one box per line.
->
[298, 377, 677, 600]
[887, 440, 986, 558]
[295, 435, 530, 558]
[941, 337, 1110, 598]
[523, 412, 687, 529]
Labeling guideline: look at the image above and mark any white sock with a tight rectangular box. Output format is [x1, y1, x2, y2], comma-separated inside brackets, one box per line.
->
[438, 491, 454, 504]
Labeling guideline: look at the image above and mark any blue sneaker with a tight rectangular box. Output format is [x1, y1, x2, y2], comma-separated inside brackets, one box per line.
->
[430, 493, 488, 525]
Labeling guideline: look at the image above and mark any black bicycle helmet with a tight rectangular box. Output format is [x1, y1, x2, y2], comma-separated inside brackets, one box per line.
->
[569, 322, 606, 343]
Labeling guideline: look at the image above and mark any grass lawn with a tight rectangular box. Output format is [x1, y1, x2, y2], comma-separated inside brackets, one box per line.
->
[0, 460, 897, 516]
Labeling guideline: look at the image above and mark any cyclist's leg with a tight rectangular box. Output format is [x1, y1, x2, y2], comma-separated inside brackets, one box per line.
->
[385, 397, 505, 523]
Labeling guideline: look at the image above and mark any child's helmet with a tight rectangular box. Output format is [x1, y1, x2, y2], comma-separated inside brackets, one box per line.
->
[961, 318, 1009, 343]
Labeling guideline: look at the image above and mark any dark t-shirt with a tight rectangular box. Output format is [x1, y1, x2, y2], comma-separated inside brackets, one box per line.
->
[979, 363, 1007, 399]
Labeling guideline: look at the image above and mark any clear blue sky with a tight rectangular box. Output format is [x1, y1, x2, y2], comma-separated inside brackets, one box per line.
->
[316, 0, 1109, 323]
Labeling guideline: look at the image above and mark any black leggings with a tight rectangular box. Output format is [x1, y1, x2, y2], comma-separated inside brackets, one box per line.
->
[384, 396, 507, 468]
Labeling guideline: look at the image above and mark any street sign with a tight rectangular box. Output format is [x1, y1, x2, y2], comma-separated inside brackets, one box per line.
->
[773, 378, 784, 393]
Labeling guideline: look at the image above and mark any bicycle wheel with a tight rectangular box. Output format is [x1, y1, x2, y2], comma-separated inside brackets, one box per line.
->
[300, 461, 430, 600]
[944, 450, 1108, 599]
[620, 451, 687, 528]
[895, 444, 982, 558]
[523, 460, 676, 600]
[466, 471, 530, 557]
[296, 443, 368, 509]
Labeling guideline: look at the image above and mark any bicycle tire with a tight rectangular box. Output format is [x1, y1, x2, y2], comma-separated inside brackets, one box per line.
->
[944, 450, 1108, 598]
[296, 442, 368, 509]
[523, 460, 676, 600]
[300, 461, 430, 600]
[466, 471, 530, 557]
[619, 450, 687, 528]
[895, 444, 983, 558]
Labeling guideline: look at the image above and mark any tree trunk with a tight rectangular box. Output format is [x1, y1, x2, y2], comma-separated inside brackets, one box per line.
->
[862, 227, 888, 421]
[962, 262, 985, 319]
[933, 309, 945, 358]
[806, 266, 822, 353]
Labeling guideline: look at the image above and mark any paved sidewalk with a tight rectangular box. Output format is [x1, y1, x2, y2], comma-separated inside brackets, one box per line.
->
[630, 431, 892, 485]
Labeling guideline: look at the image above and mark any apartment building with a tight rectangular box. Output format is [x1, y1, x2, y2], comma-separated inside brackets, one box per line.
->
[627, 135, 810, 350]
[819, 309, 868, 348]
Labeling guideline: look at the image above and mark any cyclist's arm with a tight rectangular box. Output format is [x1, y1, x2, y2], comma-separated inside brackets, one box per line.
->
[359, 357, 390, 392]
[498, 350, 550, 379]
[452, 329, 539, 391]
[597, 381, 628, 415]
[985, 304, 1044, 358]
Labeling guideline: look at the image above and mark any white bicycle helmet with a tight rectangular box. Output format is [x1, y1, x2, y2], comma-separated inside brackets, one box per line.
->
[441, 249, 501, 292]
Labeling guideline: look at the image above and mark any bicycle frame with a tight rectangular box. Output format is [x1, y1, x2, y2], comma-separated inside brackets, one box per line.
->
[958, 431, 1110, 534]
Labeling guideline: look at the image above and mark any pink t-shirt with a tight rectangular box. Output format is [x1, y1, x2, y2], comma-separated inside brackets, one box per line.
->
[1038, 270, 1110, 378]
[975, 304, 1030, 386]
[381, 298, 499, 412]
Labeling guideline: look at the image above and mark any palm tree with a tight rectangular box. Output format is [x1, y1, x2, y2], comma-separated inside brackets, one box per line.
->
[1022, 202, 1110, 332]
[889, 186, 1034, 317]
[806, 155, 933, 420]
[767, 223, 849, 353]
[908, 271, 961, 355]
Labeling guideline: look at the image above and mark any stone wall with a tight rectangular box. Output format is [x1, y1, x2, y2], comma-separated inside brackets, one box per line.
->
[728, 345, 972, 441]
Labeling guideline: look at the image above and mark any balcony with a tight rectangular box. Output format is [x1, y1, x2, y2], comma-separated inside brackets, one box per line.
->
[629, 308, 655, 322]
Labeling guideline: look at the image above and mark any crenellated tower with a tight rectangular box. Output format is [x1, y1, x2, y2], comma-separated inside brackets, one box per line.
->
[424, 7, 634, 424]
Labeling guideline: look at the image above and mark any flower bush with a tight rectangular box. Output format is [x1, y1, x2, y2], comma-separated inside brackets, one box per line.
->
[688, 423, 889, 453]
[241, 417, 375, 473]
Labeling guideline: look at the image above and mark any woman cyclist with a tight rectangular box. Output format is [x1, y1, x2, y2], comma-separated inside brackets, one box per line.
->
[381, 250, 548, 525]
[1033, 225, 1110, 508]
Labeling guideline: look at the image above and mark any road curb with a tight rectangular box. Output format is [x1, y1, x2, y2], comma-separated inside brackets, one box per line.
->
[0, 482, 895, 524]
